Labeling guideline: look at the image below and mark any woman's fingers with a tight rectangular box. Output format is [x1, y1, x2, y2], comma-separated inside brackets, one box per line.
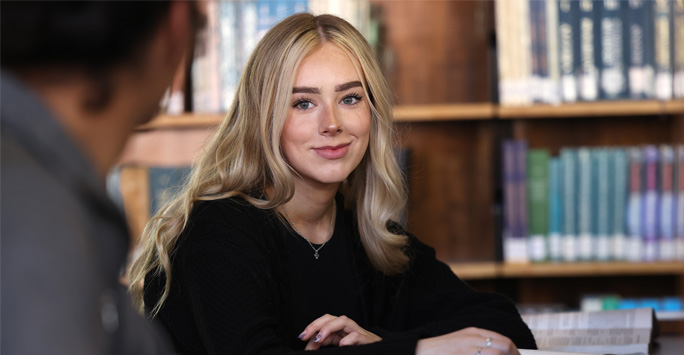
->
[300, 314, 382, 350]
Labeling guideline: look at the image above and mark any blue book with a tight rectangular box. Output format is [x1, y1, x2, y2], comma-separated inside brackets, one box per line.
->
[594, 148, 612, 261]
[642, 146, 660, 261]
[627, 147, 644, 261]
[577, 147, 594, 260]
[676, 145, 684, 260]
[659, 145, 676, 261]
[148, 166, 192, 216]
[530, 0, 549, 103]
[502, 140, 529, 263]
[558, 0, 580, 102]
[627, 0, 655, 99]
[599, 0, 629, 100]
[561, 148, 578, 261]
[579, 0, 600, 101]
[611, 148, 629, 260]
[548, 157, 564, 261]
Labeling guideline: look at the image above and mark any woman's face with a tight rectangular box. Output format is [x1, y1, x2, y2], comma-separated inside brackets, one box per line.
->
[281, 42, 371, 189]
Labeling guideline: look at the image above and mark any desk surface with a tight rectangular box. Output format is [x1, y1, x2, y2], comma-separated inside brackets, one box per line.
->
[652, 336, 684, 355]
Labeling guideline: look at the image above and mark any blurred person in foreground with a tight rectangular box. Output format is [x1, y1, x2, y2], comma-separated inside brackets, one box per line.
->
[128, 13, 537, 355]
[1, 1, 202, 354]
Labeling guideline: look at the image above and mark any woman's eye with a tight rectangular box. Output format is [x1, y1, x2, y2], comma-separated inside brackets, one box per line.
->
[341, 95, 362, 105]
[294, 100, 313, 110]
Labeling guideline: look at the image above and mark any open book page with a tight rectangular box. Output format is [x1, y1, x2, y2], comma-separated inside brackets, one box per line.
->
[521, 308, 654, 355]
[520, 349, 604, 355]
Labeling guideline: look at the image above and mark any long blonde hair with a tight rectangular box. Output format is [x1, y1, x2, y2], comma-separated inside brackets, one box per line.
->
[127, 13, 408, 317]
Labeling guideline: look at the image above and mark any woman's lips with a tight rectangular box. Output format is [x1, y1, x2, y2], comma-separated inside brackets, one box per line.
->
[314, 143, 350, 159]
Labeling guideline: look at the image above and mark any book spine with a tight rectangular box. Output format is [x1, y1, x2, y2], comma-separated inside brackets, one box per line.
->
[514, 141, 530, 262]
[595, 148, 612, 261]
[599, 0, 629, 100]
[677, 145, 684, 260]
[579, 0, 599, 101]
[577, 147, 594, 260]
[503, 140, 525, 262]
[627, 0, 655, 99]
[548, 156, 564, 261]
[654, 0, 673, 100]
[561, 148, 578, 261]
[237, 1, 258, 74]
[642, 145, 660, 261]
[559, 0, 579, 102]
[219, 1, 239, 112]
[546, 0, 562, 104]
[612, 148, 629, 260]
[192, 1, 222, 113]
[528, 149, 550, 262]
[659, 145, 676, 260]
[517, 0, 534, 106]
[627, 147, 643, 261]
[148, 166, 192, 216]
[529, 0, 547, 103]
[496, 0, 513, 105]
[673, 0, 684, 98]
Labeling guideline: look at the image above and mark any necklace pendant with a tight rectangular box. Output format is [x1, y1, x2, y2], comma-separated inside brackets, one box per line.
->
[314, 251, 320, 259]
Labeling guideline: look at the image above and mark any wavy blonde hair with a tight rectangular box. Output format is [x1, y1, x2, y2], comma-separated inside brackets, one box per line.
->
[127, 13, 408, 316]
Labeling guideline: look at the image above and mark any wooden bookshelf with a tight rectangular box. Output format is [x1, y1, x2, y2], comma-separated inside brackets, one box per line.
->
[393, 103, 495, 121]
[498, 262, 684, 278]
[137, 100, 683, 131]
[498, 100, 684, 119]
[449, 262, 684, 280]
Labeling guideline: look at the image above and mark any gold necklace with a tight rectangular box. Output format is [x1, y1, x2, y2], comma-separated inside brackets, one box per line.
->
[282, 200, 336, 260]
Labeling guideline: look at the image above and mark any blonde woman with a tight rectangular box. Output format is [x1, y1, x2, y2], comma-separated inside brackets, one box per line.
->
[128, 13, 536, 355]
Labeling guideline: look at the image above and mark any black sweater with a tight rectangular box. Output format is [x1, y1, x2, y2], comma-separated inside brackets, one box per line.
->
[144, 197, 537, 354]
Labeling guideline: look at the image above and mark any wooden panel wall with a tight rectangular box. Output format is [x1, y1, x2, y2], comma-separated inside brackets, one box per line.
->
[397, 121, 496, 262]
[372, 0, 494, 104]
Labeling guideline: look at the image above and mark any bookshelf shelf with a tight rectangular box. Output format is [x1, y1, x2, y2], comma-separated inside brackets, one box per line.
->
[498, 100, 684, 119]
[449, 262, 684, 280]
[393, 103, 496, 122]
[449, 262, 499, 280]
[138, 100, 684, 131]
[137, 113, 224, 131]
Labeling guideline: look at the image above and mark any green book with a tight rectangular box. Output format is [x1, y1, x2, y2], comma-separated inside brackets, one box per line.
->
[527, 149, 550, 262]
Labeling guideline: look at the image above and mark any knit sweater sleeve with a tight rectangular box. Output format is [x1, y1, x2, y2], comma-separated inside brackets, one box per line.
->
[170, 200, 422, 355]
[388, 235, 538, 350]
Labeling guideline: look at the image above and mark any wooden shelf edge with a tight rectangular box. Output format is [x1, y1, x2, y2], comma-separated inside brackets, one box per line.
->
[137, 101, 683, 130]
[393, 103, 495, 122]
[449, 262, 499, 280]
[447, 261, 684, 280]
[499, 261, 684, 278]
[137, 113, 224, 131]
[498, 100, 684, 119]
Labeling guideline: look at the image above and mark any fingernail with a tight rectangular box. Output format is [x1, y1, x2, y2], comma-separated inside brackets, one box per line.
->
[298, 332, 306, 339]
[313, 334, 322, 343]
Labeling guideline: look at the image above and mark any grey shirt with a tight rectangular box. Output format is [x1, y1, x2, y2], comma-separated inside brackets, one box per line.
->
[1, 71, 173, 355]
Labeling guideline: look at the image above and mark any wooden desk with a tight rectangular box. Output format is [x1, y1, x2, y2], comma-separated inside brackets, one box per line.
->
[652, 336, 684, 355]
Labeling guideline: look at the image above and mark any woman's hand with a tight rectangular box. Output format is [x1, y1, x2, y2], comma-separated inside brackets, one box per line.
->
[416, 327, 520, 355]
[298, 314, 382, 350]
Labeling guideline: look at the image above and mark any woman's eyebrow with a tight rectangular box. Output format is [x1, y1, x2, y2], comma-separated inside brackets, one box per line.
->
[291, 81, 362, 94]
[335, 81, 362, 92]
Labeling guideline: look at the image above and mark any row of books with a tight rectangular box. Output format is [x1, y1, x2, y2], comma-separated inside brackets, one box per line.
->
[171, 0, 371, 114]
[495, 0, 684, 106]
[502, 141, 684, 263]
[580, 294, 683, 313]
